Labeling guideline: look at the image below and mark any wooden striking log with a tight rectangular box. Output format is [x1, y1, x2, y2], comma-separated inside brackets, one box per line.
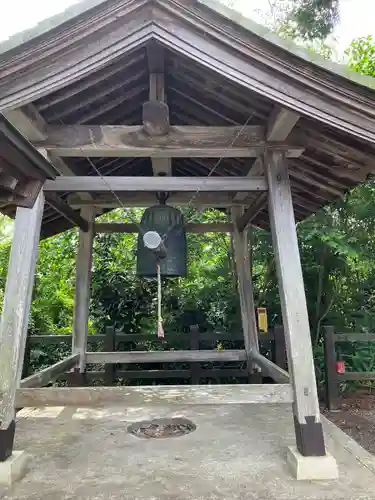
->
[15, 384, 294, 407]
[20, 354, 79, 388]
[86, 349, 247, 364]
[34, 124, 302, 158]
[44, 176, 267, 192]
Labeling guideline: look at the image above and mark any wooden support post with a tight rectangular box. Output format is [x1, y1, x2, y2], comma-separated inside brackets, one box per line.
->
[323, 326, 339, 410]
[72, 207, 95, 376]
[265, 151, 326, 457]
[231, 208, 259, 358]
[189, 325, 201, 385]
[22, 336, 32, 379]
[104, 326, 117, 385]
[0, 191, 44, 461]
[274, 325, 287, 370]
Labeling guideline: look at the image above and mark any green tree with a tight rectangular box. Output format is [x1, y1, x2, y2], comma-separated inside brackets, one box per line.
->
[346, 35, 375, 76]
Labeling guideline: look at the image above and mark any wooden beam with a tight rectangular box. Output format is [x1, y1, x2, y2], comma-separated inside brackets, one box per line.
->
[72, 207, 95, 373]
[94, 222, 233, 233]
[267, 107, 300, 141]
[231, 207, 259, 357]
[86, 350, 247, 364]
[44, 176, 268, 193]
[251, 351, 290, 384]
[15, 384, 294, 407]
[234, 107, 300, 203]
[3, 104, 47, 141]
[44, 193, 89, 231]
[0, 191, 44, 430]
[20, 354, 79, 388]
[265, 151, 326, 457]
[35, 125, 304, 158]
[67, 192, 244, 208]
[236, 193, 268, 232]
[4, 107, 92, 202]
[147, 43, 172, 176]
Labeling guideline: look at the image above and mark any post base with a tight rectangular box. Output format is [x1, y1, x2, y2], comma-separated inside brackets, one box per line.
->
[0, 420, 15, 462]
[67, 368, 86, 387]
[0, 451, 29, 486]
[286, 446, 338, 480]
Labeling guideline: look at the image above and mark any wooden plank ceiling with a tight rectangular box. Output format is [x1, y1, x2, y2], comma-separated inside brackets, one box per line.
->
[1, 0, 375, 237]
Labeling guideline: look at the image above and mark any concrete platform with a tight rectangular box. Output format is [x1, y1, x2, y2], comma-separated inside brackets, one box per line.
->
[2, 403, 375, 499]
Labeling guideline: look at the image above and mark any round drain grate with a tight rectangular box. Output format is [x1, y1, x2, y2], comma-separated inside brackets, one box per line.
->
[128, 418, 196, 439]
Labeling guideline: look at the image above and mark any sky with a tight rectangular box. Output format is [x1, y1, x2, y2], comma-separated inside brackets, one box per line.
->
[0, 0, 374, 54]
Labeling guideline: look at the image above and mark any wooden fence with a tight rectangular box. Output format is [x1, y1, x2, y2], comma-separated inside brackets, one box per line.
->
[24, 325, 287, 385]
[323, 326, 375, 410]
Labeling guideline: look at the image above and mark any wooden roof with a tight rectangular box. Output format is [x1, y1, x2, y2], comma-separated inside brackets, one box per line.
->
[1, 0, 375, 236]
[0, 115, 56, 211]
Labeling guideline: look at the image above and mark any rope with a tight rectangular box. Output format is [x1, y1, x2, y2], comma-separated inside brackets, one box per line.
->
[156, 263, 164, 338]
[162, 112, 255, 241]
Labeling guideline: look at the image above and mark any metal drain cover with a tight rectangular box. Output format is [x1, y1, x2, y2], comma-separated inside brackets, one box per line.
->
[128, 418, 196, 439]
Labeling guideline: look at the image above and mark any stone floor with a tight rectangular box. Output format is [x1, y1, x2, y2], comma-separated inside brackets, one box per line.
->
[2, 403, 375, 499]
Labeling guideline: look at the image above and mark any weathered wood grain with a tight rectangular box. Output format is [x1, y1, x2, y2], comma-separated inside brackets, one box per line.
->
[72, 207, 95, 372]
[251, 350, 290, 384]
[0, 190, 44, 429]
[265, 151, 321, 424]
[231, 207, 259, 358]
[20, 354, 79, 388]
[44, 176, 268, 192]
[35, 124, 271, 158]
[86, 349, 247, 364]
[15, 384, 294, 407]
[267, 107, 300, 141]
[143, 101, 170, 137]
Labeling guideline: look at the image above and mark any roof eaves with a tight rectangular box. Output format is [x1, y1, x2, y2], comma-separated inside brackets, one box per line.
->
[0, 0, 107, 57]
[197, 0, 375, 92]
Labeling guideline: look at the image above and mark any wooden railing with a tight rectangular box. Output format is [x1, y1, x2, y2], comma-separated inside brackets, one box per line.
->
[323, 326, 375, 410]
[23, 325, 286, 385]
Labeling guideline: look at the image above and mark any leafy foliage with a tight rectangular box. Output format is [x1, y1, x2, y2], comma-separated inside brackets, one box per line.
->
[346, 35, 375, 77]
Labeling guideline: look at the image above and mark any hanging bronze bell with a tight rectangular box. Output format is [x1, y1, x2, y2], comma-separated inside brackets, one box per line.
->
[136, 204, 187, 277]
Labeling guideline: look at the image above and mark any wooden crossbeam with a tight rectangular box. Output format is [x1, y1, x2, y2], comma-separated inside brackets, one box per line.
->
[94, 222, 233, 233]
[34, 125, 303, 158]
[67, 192, 245, 208]
[44, 193, 89, 231]
[20, 353, 79, 388]
[86, 350, 247, 364]
[251, 350, 290, 384]
[267, 107, 300, 142]
[15, 384, 294, 407]
[44, 176, 267, 193]
[4, 105, 92, 202]
[233, 107, 301, 224]
[236, 193, 268, 232]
